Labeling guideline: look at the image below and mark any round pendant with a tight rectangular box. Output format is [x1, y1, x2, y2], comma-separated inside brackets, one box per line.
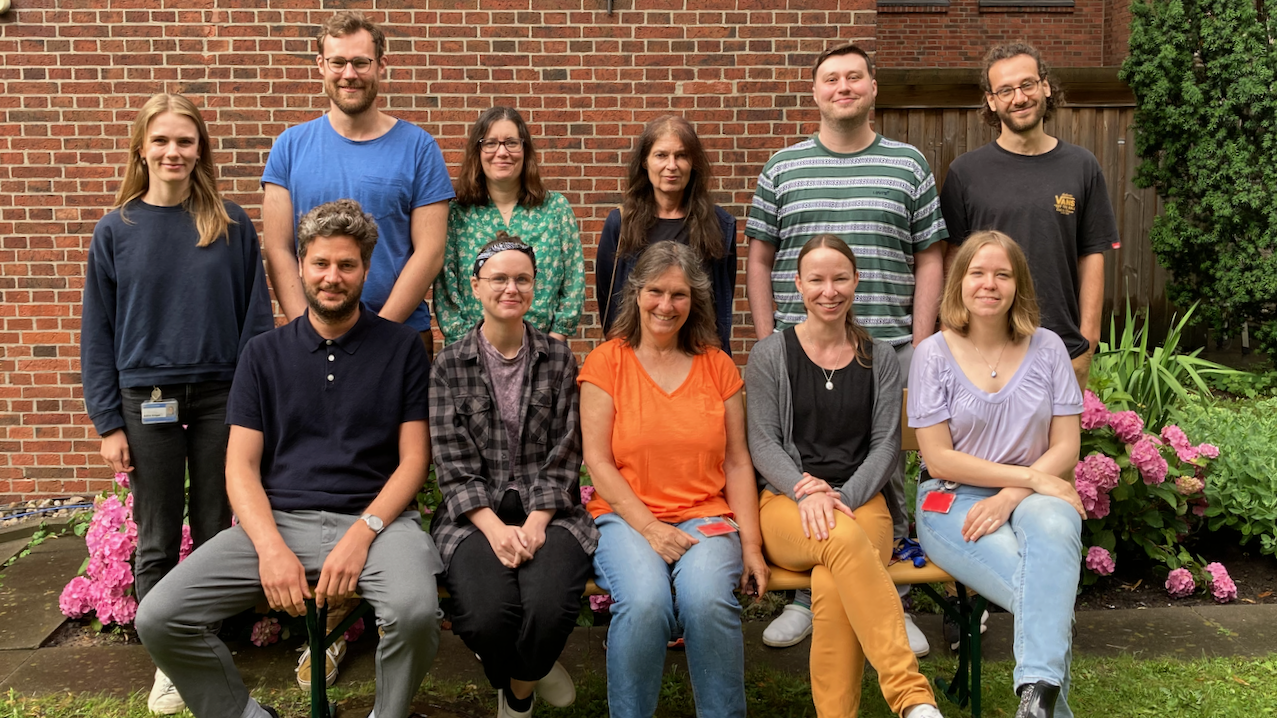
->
[825, 380, 834, 390]
[990, 370, 998, 378]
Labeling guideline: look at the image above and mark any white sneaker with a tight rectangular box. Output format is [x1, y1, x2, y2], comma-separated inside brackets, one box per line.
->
[147, 668, 186, 715]
[903, 614, 930, 658]
[762, 603, 813, 647]
[497, 689, 533, 718]
[904, 703, 945, 718]
[535, 660, 576, 707]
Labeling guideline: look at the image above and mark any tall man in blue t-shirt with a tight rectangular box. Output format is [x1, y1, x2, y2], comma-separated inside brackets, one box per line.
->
[136, 200, 442, 718]
[262, 10, 454, 349]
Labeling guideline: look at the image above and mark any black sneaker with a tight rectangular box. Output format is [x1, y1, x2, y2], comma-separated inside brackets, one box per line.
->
[941, 597, 989, 651]
[262, 706, 280, 718]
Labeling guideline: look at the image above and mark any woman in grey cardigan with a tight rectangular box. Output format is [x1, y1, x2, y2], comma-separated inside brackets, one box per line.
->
[747, 235, 942, 718]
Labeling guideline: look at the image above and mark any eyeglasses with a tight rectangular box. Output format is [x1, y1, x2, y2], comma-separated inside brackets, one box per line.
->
[478, 274, 534, 292]
[323, 56, 377, 74]
[479, 138, 525, 154]
[989, 78, 1044, 102]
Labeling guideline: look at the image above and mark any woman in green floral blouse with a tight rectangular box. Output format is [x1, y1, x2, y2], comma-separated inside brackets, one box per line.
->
[434, 107, 585, 345]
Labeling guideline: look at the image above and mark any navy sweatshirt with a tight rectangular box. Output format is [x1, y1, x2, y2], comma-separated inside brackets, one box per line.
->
[81, 199, 275, 436]
[595, 205, 738, 352]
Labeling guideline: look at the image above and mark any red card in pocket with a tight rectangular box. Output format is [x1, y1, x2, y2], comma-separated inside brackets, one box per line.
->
[921, 491, 957, 514]
[697, 520, 739, 537]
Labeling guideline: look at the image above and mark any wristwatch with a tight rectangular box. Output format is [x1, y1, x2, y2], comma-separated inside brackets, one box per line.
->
[359, 513, 384, 536]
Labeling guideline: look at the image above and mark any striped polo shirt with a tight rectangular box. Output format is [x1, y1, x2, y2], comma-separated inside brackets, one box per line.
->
[746, 133, 948, 344]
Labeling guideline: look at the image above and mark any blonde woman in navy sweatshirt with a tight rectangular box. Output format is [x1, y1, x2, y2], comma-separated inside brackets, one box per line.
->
[80, 93, 273, 714]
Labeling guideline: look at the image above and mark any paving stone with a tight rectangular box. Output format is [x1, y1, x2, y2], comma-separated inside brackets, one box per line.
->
[0, 649, 33, 686]
[0, 537, 87, 650]
[0, 644, 153, 696]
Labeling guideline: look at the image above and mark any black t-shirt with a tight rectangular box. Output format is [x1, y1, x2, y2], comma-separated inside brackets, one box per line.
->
[784, 328, 873, 489]
[939, 140, 1120, 358]
[226, 305, 431, 513]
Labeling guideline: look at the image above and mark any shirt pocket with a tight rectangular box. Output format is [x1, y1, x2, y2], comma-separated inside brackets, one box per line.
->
[456, 393, 493, 449]
[525, 388, 554, 446]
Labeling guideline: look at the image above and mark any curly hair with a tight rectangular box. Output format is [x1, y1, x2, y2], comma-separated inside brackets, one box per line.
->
[978, 42, 1065, 129]
[297, 198, 380, 267]
[609, 241, 720, 354]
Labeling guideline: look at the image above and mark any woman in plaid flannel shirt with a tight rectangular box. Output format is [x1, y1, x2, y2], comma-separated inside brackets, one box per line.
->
[429, 235, 598, 718]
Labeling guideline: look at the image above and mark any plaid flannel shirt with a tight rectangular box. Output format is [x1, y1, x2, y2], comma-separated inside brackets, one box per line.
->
[429, 322, 599, 567]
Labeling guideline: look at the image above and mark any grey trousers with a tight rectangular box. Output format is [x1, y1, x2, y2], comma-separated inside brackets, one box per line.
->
[136, 509, 443, 718]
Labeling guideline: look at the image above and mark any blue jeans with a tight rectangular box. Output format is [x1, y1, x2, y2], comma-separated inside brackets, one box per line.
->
[915, 479, 1081, 718]
[592, 512, 746, 718]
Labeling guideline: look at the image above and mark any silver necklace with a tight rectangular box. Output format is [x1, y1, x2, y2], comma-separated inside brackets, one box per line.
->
[972, 336, 1011, 378]
[818, 341, 849, 391]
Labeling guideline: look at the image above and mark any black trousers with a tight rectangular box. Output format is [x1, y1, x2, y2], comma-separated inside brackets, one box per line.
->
[445, 489, 591, 689]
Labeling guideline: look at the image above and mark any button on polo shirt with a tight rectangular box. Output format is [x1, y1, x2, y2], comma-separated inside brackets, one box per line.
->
[227, 305, 431, 514]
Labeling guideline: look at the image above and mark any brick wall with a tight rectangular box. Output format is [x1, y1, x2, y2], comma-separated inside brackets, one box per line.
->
[877, 0, 1124, 69]
[0, 0, 878, 500]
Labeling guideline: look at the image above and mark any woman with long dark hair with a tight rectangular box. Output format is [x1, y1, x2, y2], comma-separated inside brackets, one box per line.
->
[434, 107, 584, 345]
[596, 116, 736, 351]
[81, 93, 273, 714]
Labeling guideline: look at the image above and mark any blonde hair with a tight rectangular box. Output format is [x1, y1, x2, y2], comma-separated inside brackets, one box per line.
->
[115, 93, 232, 248]
[939, 230, 1040, 341]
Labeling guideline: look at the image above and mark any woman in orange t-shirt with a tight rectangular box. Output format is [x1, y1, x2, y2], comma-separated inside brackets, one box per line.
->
[580, 241, 767, 718]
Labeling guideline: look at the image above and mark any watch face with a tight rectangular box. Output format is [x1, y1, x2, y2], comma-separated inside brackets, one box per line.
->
[363, 514, 383, 532]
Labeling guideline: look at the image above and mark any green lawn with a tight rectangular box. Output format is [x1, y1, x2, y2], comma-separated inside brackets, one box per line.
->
[8, 654, 1276, 717]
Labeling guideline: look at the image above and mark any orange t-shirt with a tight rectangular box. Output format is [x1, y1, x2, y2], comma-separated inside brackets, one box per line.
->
[578, 338, 744, 523]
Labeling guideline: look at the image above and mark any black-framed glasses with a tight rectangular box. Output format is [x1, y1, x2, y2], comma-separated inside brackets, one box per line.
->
[478, 273, 534, 292]
[324, 56, 377, 74]
[479, 138, 525, 154]
[989, 78, 1043, 102]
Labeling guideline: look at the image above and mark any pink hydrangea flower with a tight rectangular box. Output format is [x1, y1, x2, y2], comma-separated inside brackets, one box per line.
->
[1081, 390, 1111, 430]
[251, 616, 282, 647]
[589, 594, 614, 613]
[113, 471, 130, 489]
[1160, 425, 1199, 462]
[1088, 491, 1111, 520]
[1076, 453, 1121, 492]
[1130, 438, 1169, 485]
[1175, 475, 1204, 496]
[1085, 546, 1116, 576]
[1165, 567, 1196, 598]
[59, 576, 95, 619]
[1192, 498, 1209, 517]
[344, 617, 365, 643]
[179, 524, 193, 563]
[1109, 410, 1145, 445]
[1204, 562, 1237, 603]
[580, 485, 596, 504]
[1197, 443, 1220, 459]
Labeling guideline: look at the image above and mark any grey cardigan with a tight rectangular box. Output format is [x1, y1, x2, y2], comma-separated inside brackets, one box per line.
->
[745, 331, 907, 533]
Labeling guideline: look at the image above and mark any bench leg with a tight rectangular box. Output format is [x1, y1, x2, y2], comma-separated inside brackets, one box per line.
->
[917, 581, 987, 717]
[305, 599, 331, 718]
[967, 592, 987, 718]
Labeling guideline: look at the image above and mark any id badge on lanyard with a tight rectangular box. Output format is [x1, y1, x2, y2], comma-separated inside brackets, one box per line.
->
[140, 387, 179, 425]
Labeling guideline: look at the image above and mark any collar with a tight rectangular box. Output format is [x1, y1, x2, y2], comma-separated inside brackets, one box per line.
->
[296, 303, 376, 355]
[457, 320, 550, 364]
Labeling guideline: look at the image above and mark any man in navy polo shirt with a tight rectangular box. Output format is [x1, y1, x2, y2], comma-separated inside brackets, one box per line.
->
[136, 199, 441, 718]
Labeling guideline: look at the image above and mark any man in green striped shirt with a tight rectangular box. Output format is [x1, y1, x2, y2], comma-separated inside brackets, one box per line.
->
[746, 44, 946, 351]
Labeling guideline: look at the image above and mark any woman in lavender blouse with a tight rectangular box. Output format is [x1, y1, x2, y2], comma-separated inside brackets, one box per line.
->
[907, 231, 1086, 718]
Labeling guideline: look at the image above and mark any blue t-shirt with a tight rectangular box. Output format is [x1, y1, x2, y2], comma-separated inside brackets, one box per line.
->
[262, 116, 455, 331]
[226, 306, 432, 514]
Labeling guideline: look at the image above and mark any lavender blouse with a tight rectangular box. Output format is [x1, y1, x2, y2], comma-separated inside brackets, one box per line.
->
[907, 327, 1082, 469]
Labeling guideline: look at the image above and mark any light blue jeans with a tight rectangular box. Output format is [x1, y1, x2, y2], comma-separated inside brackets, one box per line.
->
[915, 479, 1081, 718]
[592, 512, 746, 718]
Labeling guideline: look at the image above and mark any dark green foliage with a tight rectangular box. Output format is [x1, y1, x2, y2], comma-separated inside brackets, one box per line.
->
[1121, 0, 1277, 354]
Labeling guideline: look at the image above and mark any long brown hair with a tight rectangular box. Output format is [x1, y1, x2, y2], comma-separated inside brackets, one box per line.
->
[454, 106, 546, 209]
[940, 230, 1040, 342]
[617, 116, 724, 262]
[115, 93, 232, 248]
[796, 234, 874, 367]
[609, 241, 719, 355]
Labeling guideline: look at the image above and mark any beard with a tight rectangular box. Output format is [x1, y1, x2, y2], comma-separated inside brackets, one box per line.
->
[304, 282, 363, 324]
[997, 96, 1048, 134]
[324, 77, 379, 117]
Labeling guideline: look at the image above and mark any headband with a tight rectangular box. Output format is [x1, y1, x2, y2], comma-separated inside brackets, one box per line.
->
[472, 241, 538, 277]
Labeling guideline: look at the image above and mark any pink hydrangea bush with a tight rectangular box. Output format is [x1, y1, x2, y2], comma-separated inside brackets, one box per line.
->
[589, 594, 614, 613]
[1204, 563, 1237, 603]
[1165, 567, 1196, 598]
[1078, 390, 1228, 589]
[580, 485, 595, 504]
[250, 616, 281, 646]
[344, 617, 366, 643]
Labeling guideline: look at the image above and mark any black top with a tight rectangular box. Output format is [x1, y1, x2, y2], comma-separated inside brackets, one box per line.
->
[595, 206, 737, 352]
[939, 140, 1119, 359]
[226, 305, 431, 514]
[784, 328, 873, 489]
[80, 199, 275, 435]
